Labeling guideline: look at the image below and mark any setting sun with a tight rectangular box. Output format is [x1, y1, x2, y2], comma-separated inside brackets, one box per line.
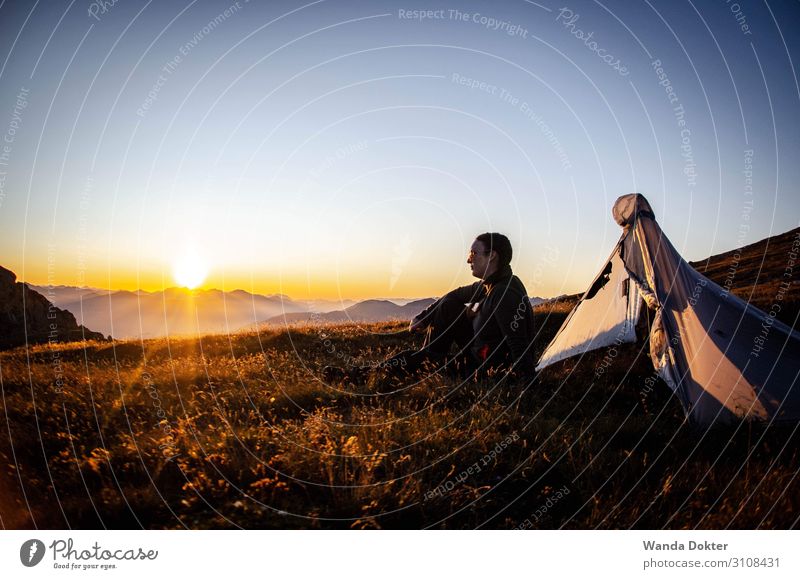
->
[173, 252, 208, 289]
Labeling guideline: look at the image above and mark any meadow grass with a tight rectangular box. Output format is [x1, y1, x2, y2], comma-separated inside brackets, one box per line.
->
[1, 308, 797, 529]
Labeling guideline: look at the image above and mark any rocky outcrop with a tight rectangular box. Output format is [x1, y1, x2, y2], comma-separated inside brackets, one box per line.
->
[0, 265, 107, 350]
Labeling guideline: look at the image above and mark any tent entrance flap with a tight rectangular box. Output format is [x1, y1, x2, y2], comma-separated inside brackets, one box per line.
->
[537, 248, 642, 370]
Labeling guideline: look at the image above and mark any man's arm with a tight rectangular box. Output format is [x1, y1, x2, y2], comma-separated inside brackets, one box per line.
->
[410, 282, 482, 331]
[409, 301, 437, 331]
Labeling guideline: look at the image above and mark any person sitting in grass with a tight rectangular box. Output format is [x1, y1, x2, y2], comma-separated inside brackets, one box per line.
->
[324, 232, 536, 386]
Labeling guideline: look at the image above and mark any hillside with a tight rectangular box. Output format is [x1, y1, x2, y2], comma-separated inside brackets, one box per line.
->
[0, 266, 106, 349]
[2, 319, 797, 530]
[690, 227, 799, 328]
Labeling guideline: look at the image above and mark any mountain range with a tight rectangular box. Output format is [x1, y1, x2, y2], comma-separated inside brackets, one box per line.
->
[12, 225, 793, 343]
[259, 298, 438, 327]
[29, 285, 445, 339]
[28, 283, 551, 339]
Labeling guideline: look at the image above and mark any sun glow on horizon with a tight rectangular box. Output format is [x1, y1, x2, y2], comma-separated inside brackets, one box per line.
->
[173, 252, 209, 290]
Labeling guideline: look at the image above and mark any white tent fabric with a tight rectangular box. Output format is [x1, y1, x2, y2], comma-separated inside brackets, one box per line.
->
[536, 249, 643, 369]
[537, 193, 800, 427]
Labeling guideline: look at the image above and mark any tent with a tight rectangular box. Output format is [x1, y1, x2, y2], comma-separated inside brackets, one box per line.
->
[536, 193, 800, 427]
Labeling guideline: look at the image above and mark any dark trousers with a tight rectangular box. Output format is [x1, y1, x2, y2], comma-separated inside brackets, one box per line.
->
[385, 296, 478, 378]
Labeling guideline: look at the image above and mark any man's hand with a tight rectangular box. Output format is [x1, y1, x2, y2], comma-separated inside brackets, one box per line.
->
[409, 318, 428, 333]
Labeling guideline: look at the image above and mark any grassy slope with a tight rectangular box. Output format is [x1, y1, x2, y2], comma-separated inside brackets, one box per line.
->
[690, 227, 799, 328]
[1, 231, 799, 529]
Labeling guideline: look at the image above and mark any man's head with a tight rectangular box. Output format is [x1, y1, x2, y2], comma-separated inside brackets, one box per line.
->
[468, 232, 512, 280]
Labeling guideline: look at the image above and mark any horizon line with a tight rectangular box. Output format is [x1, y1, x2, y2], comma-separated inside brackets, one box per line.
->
[20, 281, 565, 303]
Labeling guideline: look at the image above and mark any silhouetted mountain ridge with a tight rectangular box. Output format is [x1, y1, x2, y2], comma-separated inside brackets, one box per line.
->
[0, 266, 106, 349]
[260, 298, 437, 326]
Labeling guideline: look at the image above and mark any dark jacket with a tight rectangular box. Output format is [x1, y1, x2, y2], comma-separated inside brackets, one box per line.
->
[413, 264, 535, 375]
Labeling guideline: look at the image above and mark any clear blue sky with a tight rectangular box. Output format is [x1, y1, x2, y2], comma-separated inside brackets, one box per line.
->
[0, 0, 798, 300]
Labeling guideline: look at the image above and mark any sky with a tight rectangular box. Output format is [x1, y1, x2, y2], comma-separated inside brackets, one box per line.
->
[0, 0, 798, 301]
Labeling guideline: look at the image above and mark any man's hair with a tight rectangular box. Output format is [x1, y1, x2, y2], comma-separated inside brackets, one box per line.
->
[475, 232, 512, 267]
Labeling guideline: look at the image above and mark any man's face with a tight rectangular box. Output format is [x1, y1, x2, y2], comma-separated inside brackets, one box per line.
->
[467, 240, 494, 279]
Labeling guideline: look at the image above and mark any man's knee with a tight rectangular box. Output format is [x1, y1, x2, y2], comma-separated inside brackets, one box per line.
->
[436, 295, 469, 319]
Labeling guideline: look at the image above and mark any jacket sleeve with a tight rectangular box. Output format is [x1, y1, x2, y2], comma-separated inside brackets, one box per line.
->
[445, 282, 484, 305]
[412, 282, 482, 326]
[490, 287, 535, 374]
